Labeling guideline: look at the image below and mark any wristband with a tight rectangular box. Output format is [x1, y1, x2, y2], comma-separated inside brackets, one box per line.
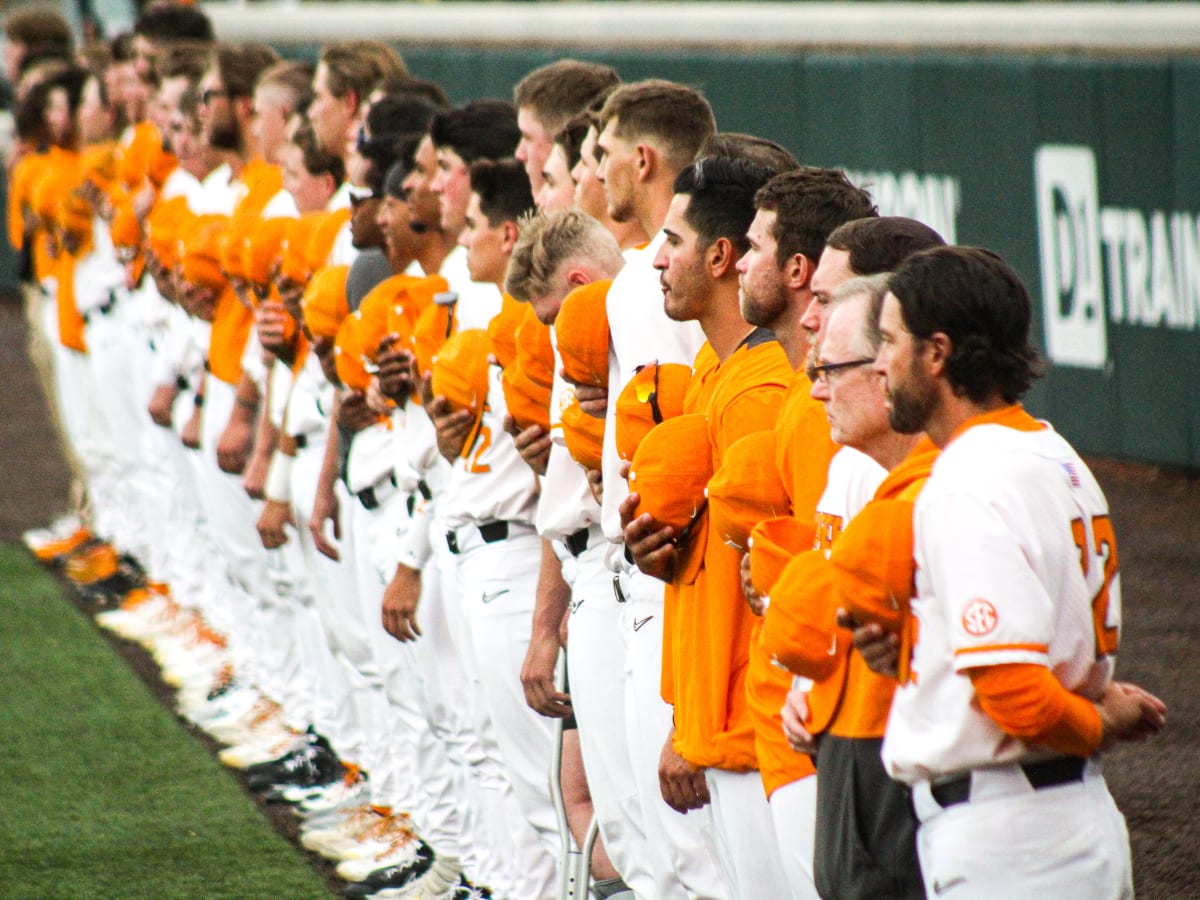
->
[265, 450, 294, 503]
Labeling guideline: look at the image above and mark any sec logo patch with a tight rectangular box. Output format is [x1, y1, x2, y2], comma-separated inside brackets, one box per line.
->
[962, 599, 998, 636]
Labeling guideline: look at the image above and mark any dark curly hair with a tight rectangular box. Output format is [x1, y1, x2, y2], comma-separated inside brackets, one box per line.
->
[887, 246, 1046, 404]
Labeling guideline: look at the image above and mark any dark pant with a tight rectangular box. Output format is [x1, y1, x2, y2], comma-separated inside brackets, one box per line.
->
[814, 735, 925, 900]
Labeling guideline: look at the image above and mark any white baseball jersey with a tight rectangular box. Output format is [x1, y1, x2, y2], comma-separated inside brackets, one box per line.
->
[439, 245, 504, 332]
[600, 233, 705, 558]
[159, 166, 205, 209]
[536, 334, 601, 542]
[439, 363, 540, 531]
[810, 447, 888, 560]
[196, 163, 238, 215]
[883, 415, 1120, 784]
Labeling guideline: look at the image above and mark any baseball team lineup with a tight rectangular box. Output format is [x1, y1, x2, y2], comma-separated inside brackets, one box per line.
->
[8, 2, 1169, 898]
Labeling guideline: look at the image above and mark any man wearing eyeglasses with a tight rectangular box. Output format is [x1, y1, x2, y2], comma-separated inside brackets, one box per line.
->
[760, 273, 932, 900]
[735, 208, 945, 898]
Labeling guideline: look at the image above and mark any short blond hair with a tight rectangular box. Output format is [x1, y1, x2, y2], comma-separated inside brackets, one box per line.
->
[506, 209, 624, 303]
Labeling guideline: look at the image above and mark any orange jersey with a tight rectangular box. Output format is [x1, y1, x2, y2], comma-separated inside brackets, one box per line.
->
[775, 369, 839, 514]
[748, 370, 838, 794]
[665, 330, 791, 772]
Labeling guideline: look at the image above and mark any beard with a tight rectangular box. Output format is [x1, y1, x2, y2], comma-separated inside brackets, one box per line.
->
[887, 361, 938, 435]
[206, 116, 240, 152]
[740, 281, 788, 328]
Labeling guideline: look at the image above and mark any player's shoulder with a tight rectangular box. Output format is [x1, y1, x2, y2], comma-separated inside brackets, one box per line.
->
[932, 419, 1097, 501]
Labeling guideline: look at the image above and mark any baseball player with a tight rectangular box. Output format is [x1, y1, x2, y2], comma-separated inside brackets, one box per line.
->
[591, 80, 732, 900]
[505, 209, 651, 897]
[759, 274, 932, 899]
[871, 246, 1166, 898]
[512, 59, 618, 195]
[622, 154, 797, 899]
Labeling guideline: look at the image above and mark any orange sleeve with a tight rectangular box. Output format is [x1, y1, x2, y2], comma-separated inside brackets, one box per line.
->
[969, 663, 1103, 758]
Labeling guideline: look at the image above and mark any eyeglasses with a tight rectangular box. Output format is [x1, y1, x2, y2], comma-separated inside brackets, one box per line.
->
[806, 357, 875, 385]
[200, 88, 230, 106]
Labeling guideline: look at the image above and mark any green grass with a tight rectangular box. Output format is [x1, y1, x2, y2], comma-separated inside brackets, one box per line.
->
[0, 545, 333, 899]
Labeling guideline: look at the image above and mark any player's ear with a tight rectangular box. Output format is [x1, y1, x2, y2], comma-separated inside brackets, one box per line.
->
[707, 237, 736, 278]
[634, 143, 654, 183]
[785, 253, 815, 291]
[926, 331, 953, 374]
[500, 220, 520, 254]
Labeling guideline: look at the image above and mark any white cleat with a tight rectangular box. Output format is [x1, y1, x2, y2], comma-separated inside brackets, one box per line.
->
[336, 830, 425, 882]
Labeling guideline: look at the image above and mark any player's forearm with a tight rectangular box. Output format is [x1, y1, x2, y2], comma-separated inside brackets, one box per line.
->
[969, 663, 1103, 757]
[530, 540, 570, 640]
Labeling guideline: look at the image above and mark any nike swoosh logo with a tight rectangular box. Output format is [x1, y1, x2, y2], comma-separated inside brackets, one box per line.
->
[633, 616, 653, 632]
[933, 876, 967, 895]
[569, 597, 585, 613]
[481, 589, 510, 604]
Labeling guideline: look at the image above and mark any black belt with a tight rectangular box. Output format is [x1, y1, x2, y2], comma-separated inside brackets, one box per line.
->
[405, 480, 432, 517]
[83, 292, 117, 324]
[565, 527, 590, 558]
[446, 521, 509, 555]
[356, 471, 398, 511]
[931, 756, 1087, 809]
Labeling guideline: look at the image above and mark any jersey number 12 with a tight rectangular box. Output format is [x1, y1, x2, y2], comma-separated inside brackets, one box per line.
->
[1071, 515, 1120, 659]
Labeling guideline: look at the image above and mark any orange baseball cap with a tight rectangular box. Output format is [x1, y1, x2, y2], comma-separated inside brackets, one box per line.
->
[279, 213, 323, 284]
[359, 273, 441, 343]
[118, 121, 160, 189]
[349, 287, 395, 361]
[748, 515, 816, 599]
[764, 549, 840, 681]
[109, 195, 142, 250]
[220, 214, 257, 283]
[554, 279, 611, 387]
[59, 188, 94, 243]
[301, 265, 350, 339]
[431, 328, 491, 459]
[629, 413, 712, 585]
[487, 293, 526, 371]
[516, 306, 554, 390]
[706, 430, 789, 552]
[413, 298, 457, 379]
[306, 208, 351, 273]
[335, 312, 373, 392]
[146, 145, 178, 190]
[145, 196, 193, 270]
[180, 215, 230, 292]
[502, 360, 552, 433]
[561, 400, 604, 471]
[244, 217, 290, 288]
[80, 142, 119, 194]
[32, 162, 78, 227]
[830, 499, 916, 633]
[615, 361, 692, 461]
